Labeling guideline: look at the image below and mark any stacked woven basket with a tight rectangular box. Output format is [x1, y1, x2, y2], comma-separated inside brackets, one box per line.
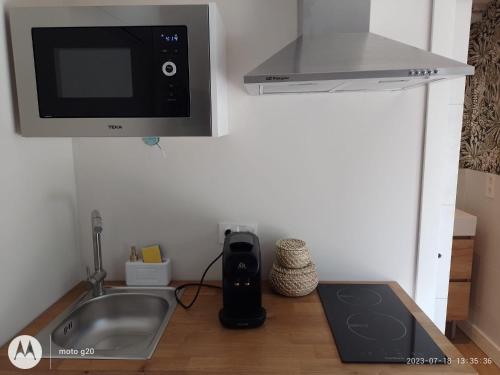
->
[269, 239, 319, 297]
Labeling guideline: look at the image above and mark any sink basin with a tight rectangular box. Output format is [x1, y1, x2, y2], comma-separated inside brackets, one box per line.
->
[36, 286, 179, 359]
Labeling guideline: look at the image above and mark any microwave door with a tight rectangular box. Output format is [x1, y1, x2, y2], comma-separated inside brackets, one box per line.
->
[31, 26, 190, 119]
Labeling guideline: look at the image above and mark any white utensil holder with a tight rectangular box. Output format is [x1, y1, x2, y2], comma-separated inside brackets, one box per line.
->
[125, 258, 172, 286]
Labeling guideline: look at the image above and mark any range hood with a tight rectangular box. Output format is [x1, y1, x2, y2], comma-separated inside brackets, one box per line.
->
[244, 0, 474, 95]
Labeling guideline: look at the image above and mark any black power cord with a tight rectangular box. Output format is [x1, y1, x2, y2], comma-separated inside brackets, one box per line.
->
[174, 251, 223, 309]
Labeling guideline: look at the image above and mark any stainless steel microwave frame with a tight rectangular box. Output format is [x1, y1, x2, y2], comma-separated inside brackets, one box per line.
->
[9, 4, 227, 137]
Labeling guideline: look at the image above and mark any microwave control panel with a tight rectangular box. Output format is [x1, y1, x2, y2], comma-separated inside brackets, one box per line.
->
[154, 26, 190, 117]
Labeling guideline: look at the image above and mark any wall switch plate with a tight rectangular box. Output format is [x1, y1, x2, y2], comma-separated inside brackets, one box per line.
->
[218, 222, 258, 244]
[485, 174, 495, 199]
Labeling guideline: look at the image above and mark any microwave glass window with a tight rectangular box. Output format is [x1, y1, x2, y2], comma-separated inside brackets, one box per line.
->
[54, 48, 133, 98]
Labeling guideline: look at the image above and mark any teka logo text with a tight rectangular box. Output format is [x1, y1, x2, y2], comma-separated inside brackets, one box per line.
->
[108, 125, 123, 130]
[8, 335, 42, 369]
[265, 76, 290, 81]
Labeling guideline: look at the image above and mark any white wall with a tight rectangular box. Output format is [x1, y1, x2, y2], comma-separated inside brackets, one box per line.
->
[456, 169, 500, 365]
[73, 0, 432, 294]
[413, 0, 471, 330]
[0, 0, 80, 346]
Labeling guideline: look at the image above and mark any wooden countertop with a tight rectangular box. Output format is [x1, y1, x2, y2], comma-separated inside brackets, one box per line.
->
[0, 281, 476, 374]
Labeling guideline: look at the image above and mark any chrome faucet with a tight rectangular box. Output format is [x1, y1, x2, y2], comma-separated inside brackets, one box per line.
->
[86, 210, 107, 297]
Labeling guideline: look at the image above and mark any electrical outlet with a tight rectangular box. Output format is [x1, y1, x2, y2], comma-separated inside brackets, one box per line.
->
[218, 222, 258, 244]
[485, 174, 495, 199]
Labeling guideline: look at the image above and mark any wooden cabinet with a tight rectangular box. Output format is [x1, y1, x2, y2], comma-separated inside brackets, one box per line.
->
[447, 282, 472, 320]
[447, 238, 474, 322]
[449, 239, 474, 280]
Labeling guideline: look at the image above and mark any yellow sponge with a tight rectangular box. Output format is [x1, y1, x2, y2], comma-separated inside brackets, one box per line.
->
[141, 245, 162, 263]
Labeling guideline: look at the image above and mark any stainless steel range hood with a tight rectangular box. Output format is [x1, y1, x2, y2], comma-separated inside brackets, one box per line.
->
[244, 0, 474, 95]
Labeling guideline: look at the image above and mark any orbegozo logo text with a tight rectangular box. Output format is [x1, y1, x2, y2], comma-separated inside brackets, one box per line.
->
[8, 335, 42, 370]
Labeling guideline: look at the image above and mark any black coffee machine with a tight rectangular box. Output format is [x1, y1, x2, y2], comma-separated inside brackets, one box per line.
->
[219, 232, 266, 328]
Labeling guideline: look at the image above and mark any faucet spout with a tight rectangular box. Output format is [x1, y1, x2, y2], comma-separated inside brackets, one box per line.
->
[92, 210, 103, 233]
[88, 210, 106, 297]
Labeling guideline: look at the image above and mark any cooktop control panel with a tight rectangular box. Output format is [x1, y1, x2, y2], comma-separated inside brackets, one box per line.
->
[154, 26, 190, 117]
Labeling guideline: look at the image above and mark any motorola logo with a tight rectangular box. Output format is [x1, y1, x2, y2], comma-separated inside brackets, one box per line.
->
[108, 125, 123, 130]
[237, 262, 247, 270]
[8, 335, 42, 369]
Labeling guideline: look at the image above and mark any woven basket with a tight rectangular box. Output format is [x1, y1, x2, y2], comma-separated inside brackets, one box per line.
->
[269, 262, 319, 297]
[275, 239, 311, 269]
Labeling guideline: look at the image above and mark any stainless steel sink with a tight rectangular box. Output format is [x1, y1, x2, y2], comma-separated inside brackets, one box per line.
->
[36, 286, 180, 359]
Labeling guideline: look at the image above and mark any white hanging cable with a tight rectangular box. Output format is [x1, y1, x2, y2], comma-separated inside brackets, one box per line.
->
[142, 137, 167, 158]
[157, 143, 167, 159]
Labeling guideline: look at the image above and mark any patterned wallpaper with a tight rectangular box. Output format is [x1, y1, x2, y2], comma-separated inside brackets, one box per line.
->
[460, 0, 500, 174]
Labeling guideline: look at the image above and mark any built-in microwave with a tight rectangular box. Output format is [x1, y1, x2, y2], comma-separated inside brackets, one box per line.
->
[9, 4, 227, 137]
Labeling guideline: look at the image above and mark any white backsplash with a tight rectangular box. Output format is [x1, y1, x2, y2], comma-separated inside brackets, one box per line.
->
[72, 0, 432, 294]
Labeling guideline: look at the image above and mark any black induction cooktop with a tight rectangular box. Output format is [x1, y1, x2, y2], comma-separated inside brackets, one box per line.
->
[317, 284, 448, 364]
